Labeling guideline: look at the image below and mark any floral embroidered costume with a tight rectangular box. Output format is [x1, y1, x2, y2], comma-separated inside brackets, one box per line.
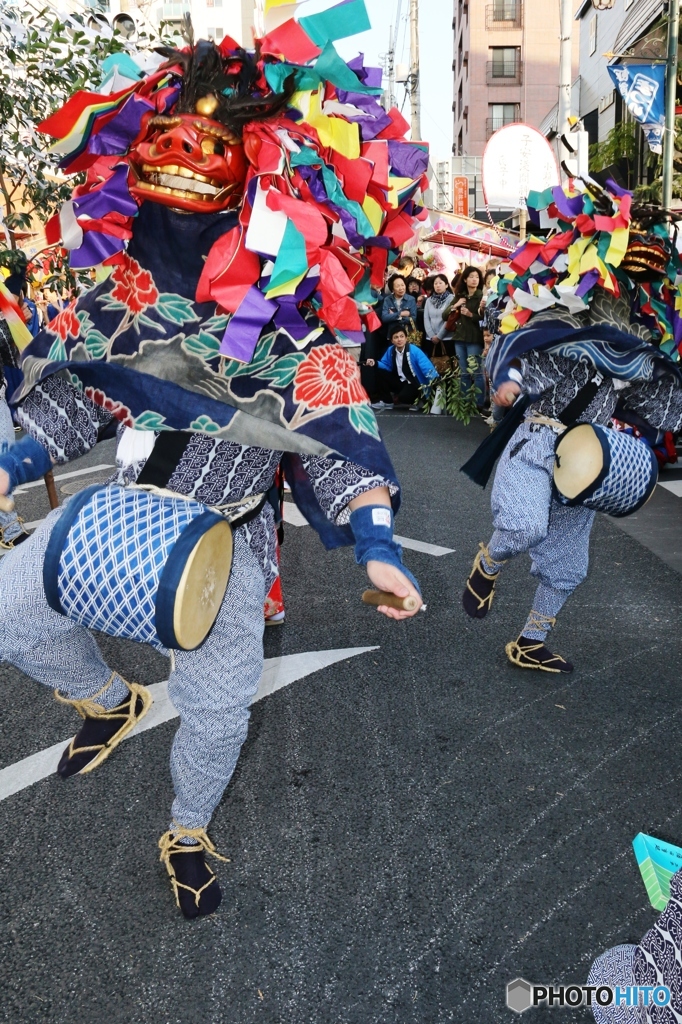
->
[0, 8, 428, 917]
[462, 182, 682, 673]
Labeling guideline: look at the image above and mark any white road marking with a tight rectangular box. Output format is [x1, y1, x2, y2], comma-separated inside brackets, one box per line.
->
[394, 535, 454, 556]
[0, 646, 378, 804]
[282, 502, 454, 555]
[282, 502, 310, 527]
[659, 480, 682, 497]
[13, 464, 114, 494]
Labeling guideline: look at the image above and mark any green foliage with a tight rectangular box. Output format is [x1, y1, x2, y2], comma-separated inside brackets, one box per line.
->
[419, 357, 481, 425]
[589, 120, 639, 173]
[0, 2, 167, 281]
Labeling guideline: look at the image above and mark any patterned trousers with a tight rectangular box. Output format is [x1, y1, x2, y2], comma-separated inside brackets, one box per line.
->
[0, 504, 266, 829]
[487, 423, 596, 639]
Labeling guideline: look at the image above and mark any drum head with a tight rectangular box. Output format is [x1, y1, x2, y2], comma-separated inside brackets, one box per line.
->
[554, 424, 605, 500]
[173, 520, 233, 650]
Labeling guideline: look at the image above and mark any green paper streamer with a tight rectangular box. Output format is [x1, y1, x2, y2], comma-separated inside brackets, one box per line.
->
[264, 63, 322, 95]
[312, 41, 382, 96]
[320, 163, 374, 237]
[269, 219, 309, 292]
[299, 0, 371, 47]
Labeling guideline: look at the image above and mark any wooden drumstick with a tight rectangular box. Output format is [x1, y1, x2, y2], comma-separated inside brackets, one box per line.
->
[362, 590, 421, 612]
[0, 494, 15, 513]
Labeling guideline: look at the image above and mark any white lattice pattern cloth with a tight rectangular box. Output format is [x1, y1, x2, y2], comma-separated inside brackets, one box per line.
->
[57, 486, 207, 646]
[582, 427, 657, 518]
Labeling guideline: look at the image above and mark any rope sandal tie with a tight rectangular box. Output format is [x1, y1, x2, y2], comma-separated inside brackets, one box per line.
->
[505, 615, 573, 674]
[463, 543, 507, 619]
[55, 674, 152, 776]
[159, 824, 229, 915]
[0, 516, 28, 551]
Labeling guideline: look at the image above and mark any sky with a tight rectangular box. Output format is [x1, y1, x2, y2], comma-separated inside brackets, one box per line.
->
[298, 0, 455, 163]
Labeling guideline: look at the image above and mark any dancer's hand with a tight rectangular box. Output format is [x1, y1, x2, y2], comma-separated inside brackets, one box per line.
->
[494, 382, 521, 407]
[0, 468, 9, 496]
[365, 561, 422, 620]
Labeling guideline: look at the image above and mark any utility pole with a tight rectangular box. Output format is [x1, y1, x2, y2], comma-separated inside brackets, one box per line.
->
[409, 0, 421, 140]
[663, 0, 681, 210]
[557, 0, 573, 182]
[387, 23, 396, 110]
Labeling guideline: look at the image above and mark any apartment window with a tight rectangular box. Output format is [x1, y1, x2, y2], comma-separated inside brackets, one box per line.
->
[207, 26, 224, 39]
[491, 47, 519, 78]
[492, 0, 518, 19]
[487, 103, 520, 137]
[589, 15, 597, 55]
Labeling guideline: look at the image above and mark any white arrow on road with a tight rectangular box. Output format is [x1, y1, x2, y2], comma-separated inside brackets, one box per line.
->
[0, 646, 377, 804]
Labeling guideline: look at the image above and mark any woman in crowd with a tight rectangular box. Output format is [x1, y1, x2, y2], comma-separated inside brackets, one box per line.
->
[381, 275, 418, 335]
[423, 273, 454, 359]
[450, 265, 486, 409]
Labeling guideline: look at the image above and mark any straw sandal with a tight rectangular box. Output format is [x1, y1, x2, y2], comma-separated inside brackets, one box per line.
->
[159, 824, 229, 919]
[506, 629, 574, 675]
[55, 674, 152, 778]
[462, 543, 506, 619]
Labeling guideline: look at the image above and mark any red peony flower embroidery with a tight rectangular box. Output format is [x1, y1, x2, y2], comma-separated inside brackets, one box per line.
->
[109, 253, 158, 315]
[84, 387, 134, 427]
[50, 302, 80, 342]
[293, 345, 367, 410]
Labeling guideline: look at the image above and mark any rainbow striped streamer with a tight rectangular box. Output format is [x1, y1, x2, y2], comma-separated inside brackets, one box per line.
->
[0, 281, 32, 352]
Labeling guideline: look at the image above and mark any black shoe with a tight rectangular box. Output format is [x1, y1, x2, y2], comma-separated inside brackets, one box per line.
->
[56, 680, 152, 778]
[462, 543, 504, 619]
[159, 827, 228, 920]
[506, 636, 574, 674]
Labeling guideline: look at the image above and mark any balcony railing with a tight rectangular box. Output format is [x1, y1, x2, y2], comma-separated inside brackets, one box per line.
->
[486, 60, 522, 86]
[486, 116, 521, 139]
[485, 1, 522, 29]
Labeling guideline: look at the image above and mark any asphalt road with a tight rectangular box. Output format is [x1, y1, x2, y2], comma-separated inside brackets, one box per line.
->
[0, 415, 680, 1024]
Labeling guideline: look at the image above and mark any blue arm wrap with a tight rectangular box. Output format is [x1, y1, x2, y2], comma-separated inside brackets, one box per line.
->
[349, 505, 421, 594]
[0, 435, 52, 492]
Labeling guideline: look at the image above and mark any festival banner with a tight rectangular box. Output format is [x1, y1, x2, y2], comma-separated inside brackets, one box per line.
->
[608, 64, 666, 155]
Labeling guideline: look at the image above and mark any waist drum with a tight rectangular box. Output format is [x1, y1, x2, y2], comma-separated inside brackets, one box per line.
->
[43, 485, 233, 650]
[553, 423, 658, 518]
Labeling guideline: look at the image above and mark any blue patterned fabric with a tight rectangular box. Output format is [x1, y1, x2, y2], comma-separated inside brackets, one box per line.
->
[46, 486, 221, 651]
[555, 424, 658, 518]
[587, 944, 644, 1023]
[488, 317, 681, 392]
[13, 203, 399, 553]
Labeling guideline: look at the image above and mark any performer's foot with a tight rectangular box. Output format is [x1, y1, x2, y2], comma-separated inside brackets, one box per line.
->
[0, 519, 30, 551]
[159, 826, 228, 920]
[506, 636, 574, 674]
[463, 543, 504, 619]
[56, 678, 152, 778]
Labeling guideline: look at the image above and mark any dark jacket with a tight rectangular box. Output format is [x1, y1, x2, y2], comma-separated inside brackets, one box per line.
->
[452, 289, 484, 347]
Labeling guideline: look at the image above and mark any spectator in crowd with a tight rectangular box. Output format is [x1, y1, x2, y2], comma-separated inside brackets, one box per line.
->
[423, 273, 455, 358]
[381, 275, 418, 333]
[450, 265, 486, 409]
[366, 321, 438, 410]
[406, 275, 425, 335]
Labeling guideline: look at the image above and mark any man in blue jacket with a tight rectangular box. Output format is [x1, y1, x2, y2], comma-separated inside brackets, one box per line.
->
[366, 322, 438, 409]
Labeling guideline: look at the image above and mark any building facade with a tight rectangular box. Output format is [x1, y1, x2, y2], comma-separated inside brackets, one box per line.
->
[81, 0, 255, 48]
[575, 0, 665, 148]
[452, 0, 580, 159]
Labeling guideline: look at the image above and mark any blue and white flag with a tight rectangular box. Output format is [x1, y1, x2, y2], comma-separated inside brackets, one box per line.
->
[607, 64, 666, 154]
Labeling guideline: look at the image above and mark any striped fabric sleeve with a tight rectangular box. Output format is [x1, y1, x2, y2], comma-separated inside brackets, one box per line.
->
[301, 455, 398, 526]
[15, 374, 112, 464]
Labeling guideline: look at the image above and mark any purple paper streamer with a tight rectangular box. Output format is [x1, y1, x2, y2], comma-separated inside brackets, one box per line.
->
[551, 187, 584, 220]
[69, 230, 125, 269]
[387, 141, 429, 180]
[346, 55, 382, 90]
[220, 286, 278, 362]
[336, 89, 391, 139]
[605, 178, 632, 199]
[73, 164, 138, 220]
[86, 95, 156, 157]
[575, 269, 600, 298]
